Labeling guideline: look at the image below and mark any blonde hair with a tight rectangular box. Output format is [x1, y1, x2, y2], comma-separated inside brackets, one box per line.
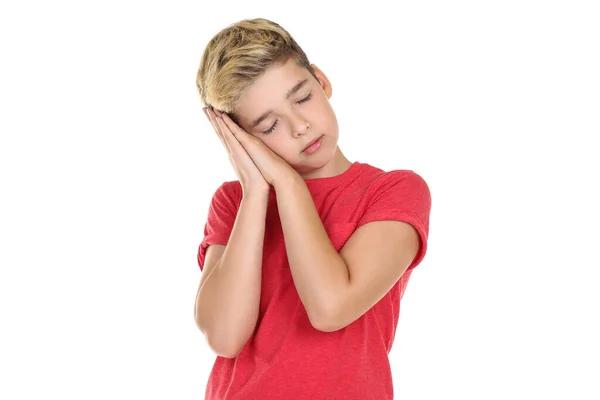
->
[196, 18, 318, 114]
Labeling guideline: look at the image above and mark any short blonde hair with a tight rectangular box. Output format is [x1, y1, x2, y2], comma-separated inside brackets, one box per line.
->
[196, 18, 318, 114]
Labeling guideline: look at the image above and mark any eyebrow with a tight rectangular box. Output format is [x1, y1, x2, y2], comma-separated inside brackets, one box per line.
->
[250, 78, 309, 129]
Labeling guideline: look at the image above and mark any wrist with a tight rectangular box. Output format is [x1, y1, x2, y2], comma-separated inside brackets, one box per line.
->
[242, 188, 270, 202]
[273, 169, 302, 192]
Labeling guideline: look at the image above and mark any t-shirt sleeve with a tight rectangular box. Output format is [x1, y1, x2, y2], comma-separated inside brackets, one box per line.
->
[356, 170, 431, 272]
[197, 181, 241, 271]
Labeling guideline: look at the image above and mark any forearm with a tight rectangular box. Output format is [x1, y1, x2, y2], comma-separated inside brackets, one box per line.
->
[196, 192, 268, 356]
[274, 174, 349, 328]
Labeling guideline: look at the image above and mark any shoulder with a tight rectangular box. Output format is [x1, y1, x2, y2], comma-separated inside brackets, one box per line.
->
[207, 180, 243, 214]
[377, 168, 427, 185]
[381, 169, 430, 197]
[354, 162, 428, 187]
[362, 165, 430, 201]
[211, 179, 242, 201]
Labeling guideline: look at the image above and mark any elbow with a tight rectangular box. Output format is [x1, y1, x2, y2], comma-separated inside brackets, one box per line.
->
[194, 317, 242, 358]
[214, 345, 242, 359]
[311, 316, 342, 333]
[309, 304, 342, 333]
[205, 331, 244, 359]
[194, 307, 256, 358]
[312, 322, 337, 333]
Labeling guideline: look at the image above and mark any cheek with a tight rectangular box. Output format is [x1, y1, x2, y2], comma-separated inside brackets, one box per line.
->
[311, 98, 334, 121]
[267, 139, 298, 159]
[259, 138, 285, 155]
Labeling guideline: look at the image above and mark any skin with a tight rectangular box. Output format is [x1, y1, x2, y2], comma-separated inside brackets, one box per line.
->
[225, 58, 353, 181]
[201, 59, 422, 334]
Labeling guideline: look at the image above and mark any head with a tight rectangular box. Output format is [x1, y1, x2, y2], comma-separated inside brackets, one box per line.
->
[196, 18, 350, 179]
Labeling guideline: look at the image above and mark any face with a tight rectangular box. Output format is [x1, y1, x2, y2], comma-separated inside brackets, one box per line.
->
[231, 58, 350, 180]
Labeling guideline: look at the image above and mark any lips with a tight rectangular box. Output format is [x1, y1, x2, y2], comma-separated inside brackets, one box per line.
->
[302, 135, 323, 152]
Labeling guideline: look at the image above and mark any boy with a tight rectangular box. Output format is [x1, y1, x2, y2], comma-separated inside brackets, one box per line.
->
[194, 17, 431, 400]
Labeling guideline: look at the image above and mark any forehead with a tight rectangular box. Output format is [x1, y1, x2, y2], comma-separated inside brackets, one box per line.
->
[235, 59, 311, 121]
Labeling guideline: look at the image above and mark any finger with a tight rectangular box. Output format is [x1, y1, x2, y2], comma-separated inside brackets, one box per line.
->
[216, 116, 236, 146]
[219, 112, 258, 153]
[206, 108, 228, 149]
[204, 108, 217, 133]
[217, 117, 253, 160]
[219, 112, 245, 140]
[205, 108, 222, 137]
[212, 109, 256, 165]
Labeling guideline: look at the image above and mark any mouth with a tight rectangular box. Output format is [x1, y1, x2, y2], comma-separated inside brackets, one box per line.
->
[302, 135, 324, 152]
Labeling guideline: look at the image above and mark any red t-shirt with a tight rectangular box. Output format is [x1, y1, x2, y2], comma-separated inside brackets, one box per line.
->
[197, 161, 431, 399]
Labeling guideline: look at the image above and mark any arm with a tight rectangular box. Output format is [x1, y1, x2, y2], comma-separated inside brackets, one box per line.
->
[274, 174, 350, 330]
[195, 191, 269, 358]
[274, 173, 424, 333]
[209, 113, 427, 333]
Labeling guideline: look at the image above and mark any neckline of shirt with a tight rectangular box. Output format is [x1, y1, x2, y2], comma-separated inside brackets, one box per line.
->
[265, 161, 364, 198]
[302, 161, 363, 191]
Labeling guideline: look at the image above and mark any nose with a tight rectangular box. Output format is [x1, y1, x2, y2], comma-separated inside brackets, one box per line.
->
[290, 112, 311, 137]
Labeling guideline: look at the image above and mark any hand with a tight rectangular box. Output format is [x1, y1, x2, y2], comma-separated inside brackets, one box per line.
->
[203, 107, 270, 197]
[214, 110, 299, 188]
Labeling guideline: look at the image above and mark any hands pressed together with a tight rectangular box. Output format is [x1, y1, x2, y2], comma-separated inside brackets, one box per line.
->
[203, 107, 298, 196]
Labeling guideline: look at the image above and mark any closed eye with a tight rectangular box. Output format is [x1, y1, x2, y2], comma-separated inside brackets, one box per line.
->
[263, 92, 313, 135]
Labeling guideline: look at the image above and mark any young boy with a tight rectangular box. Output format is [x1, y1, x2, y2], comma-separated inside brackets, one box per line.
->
[194, 18, 431, 400]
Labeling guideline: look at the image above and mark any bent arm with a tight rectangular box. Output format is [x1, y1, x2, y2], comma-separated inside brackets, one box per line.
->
[195, 192, 269, 357]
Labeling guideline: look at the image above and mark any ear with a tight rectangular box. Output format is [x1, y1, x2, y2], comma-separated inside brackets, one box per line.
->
[310, 64, 332, 99]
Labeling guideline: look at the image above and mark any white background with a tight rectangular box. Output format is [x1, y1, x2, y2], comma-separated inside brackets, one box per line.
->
[1, 0, 598, 398]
